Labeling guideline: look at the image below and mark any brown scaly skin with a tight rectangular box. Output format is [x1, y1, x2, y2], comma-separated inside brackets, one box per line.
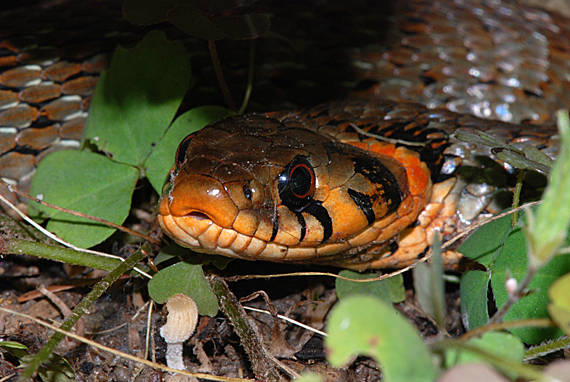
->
[158, 99, 558, 270]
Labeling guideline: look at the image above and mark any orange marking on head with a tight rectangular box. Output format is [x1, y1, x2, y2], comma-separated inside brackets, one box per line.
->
[394, 149, 430, 196]
[405, 162, 430, 196]
[347, 141, 369, 151]
[368, 142, 396, 156]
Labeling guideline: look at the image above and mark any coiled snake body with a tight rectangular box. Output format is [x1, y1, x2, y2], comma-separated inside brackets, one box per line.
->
[1, 0, 568, 269]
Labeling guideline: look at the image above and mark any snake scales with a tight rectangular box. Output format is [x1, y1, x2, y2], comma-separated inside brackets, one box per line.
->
[1, 0, 568, 269]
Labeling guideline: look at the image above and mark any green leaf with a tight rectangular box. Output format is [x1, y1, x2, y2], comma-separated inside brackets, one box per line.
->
[83, 31, 190, 166]
[336, 270, 404, 303]
[490, 219, 570, 344]
[0, 341, 28, 350]
[526, 110, 570, 266]
[454, 130, 552, 174]
[460, 270, 490, 330]
[413, 234, 445, 327]
[460, 209, 570, 343]
[454, 131, 506, 148]
[325, 295, 436, 382]
[460, 209, 512, 331]
[29, 151, 138, 248]
[548, 273, 570, 336]
[522, 145, 554, 168]
[445, 332, 524, 379]
[148, 262, 218, 316]
[0, 340, 28, 359]
[459, 208, 513, 266]
[36, 353, 76, 382]
[146, 106, 233, 193]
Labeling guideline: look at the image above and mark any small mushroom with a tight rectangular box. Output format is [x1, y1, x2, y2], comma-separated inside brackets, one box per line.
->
[160, 294, 198, 371]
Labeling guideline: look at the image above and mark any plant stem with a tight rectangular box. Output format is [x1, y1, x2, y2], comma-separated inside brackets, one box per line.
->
[460, 318, 554, 340]
[2, 238, 120, 271]
[18, 246, 147, 380]
[238, 40, 255, 115]
[487, 266, 537, 325]
[208, 40, 236, 111]
[511, 170, 525, 227]
[208, 275, 290, 381]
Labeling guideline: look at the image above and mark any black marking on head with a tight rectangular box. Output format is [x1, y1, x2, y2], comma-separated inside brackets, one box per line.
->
[269, 213, 279, 242]
[347, 188, 375, 225]
[304, 201, 332, 243]
[416, 247, 429, 259]
[352, 155, 401, 214]
[353, 120, 451, 181]
[175, 134, 194, 169]
[389, 241, 399, 253]
[242, 184, 253, 201]
[296, 212, 307, 242]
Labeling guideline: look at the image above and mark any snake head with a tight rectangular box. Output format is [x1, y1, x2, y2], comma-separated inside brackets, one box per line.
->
[158, 112, 429, 266]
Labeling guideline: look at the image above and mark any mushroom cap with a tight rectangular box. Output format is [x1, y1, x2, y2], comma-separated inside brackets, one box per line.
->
[160, 294, 198, 344]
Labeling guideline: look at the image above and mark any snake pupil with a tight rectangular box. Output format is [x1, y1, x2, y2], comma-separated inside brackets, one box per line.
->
[242, 184, 253, 201]
[278, 156, 316, 210]
[290, 164, 313, 198]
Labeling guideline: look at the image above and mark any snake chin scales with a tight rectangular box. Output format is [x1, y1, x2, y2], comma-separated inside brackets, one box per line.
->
[157, 102, 470, 270]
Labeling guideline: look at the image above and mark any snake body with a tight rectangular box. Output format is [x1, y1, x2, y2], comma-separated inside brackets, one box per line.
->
[1, 0, 568, 268]
[157, 98, 558, 269]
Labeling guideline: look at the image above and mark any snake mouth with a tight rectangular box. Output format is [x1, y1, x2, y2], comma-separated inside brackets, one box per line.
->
[157, 203, 291, 261]
[186, 211, 210, 221]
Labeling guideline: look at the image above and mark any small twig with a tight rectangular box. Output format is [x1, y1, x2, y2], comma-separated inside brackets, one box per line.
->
[459, 318, 554, 340]
[18, 280, 98, 303]
[238, 40, 255, 114]
[350, 124, 426, 147]
[487, 267, 537, 325]
[208, 40, 236, 111]
[38, 285, 73, 318]
[224, 264, 426, 283]
[243, 306, 327, 337]
[7, 185, 160, 246]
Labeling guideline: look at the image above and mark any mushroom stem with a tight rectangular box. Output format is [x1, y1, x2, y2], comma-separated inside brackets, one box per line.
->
[165, 342, 185, 370]
[160, 294, 199, 372]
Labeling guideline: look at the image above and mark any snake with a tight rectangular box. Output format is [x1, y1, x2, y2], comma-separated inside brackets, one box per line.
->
[1, 0, 568, 270]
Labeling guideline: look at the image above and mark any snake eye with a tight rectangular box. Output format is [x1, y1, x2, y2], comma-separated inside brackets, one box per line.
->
[175, 134, 194, 169]
[278, 156, 316, 211]
[242, 184, 253, 201]
[289, 163, 314, 198]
